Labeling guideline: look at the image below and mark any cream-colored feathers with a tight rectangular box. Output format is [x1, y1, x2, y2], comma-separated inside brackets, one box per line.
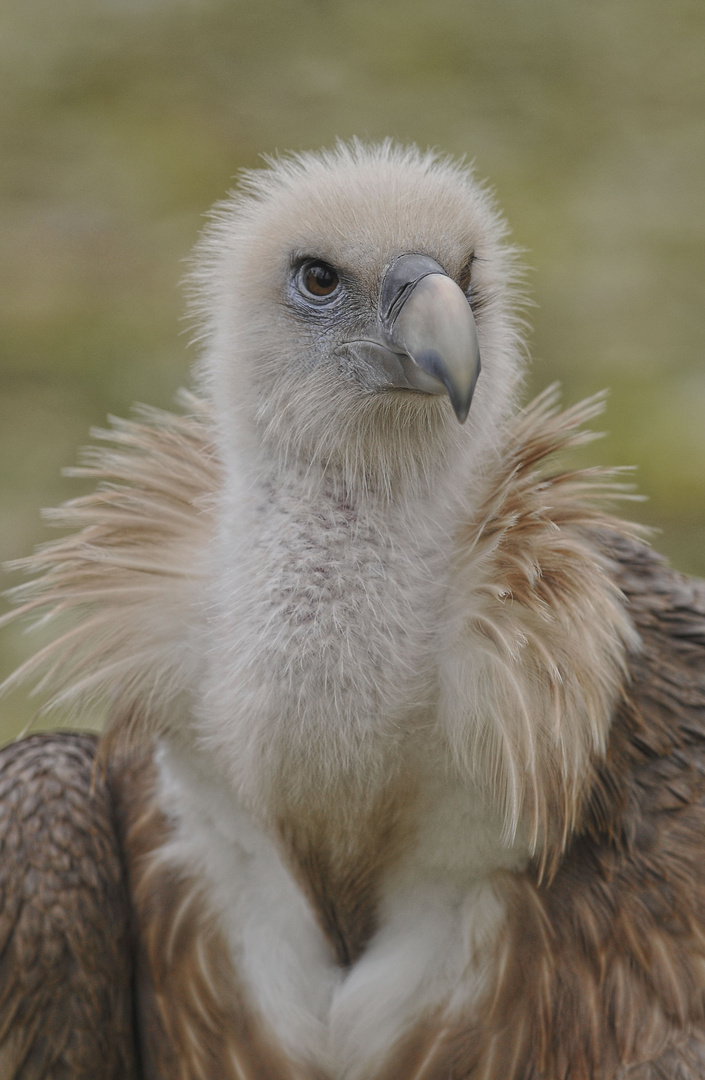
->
[190, 141, 525, 496]
[2, 142, 642, 854]
[2, 145, 650, 1075]
[439, 388, 640, 856]
[1, 393, 218, 742]
[2, 386, 637, 851]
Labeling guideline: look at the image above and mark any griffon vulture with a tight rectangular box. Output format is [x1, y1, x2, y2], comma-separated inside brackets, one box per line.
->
[2, 141, 705, 1080]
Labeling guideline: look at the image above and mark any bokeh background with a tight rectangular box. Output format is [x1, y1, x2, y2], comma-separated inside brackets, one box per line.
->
[1, 0, 704, 742]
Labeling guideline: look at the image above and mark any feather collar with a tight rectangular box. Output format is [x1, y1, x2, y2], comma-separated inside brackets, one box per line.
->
[2, 387, 641, 855]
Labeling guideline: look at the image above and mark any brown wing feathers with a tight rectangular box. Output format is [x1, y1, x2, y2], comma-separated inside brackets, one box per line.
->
[0, 733, 137, 1079]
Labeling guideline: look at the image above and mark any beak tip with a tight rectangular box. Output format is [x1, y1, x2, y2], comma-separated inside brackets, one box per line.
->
[450, 395, 472, 424]
[449, 361, 481, 423]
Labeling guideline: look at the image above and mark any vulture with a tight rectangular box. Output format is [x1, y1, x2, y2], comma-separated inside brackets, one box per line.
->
[2, 140, 705, 1080]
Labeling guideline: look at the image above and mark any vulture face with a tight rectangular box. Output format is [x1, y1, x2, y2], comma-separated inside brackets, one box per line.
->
[292, 249, 482, 422]
[192, 142, 524, 487]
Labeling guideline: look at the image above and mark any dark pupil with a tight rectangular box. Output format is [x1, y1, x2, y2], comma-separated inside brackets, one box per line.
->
[305, 263, 338, 296]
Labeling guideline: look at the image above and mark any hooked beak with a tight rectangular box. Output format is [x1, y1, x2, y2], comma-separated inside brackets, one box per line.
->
[339, 253, 481, 423]
[379, 254, 481, 423]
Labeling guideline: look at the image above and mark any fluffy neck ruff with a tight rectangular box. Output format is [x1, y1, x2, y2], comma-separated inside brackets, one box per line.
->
[2, 387, 640, 857]
[439, 391, 641, 867]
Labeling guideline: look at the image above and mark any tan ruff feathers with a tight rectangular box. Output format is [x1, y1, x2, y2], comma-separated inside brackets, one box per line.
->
[445, 386, 644, 862]
[5, 393, 629, 655]
[2, 386, 642, 858]
[0, 391, 219, 740]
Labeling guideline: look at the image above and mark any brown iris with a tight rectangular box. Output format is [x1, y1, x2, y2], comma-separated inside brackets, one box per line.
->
[299, 260, 340, 299]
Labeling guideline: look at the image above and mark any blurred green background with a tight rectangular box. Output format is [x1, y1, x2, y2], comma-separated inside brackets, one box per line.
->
[1, 0, 704, 742]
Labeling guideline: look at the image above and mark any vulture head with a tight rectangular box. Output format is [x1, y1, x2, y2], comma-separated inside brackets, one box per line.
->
[191, 142, 523, 496]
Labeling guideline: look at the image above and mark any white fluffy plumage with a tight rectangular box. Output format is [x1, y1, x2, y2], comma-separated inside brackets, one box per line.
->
[2, 141, 645, 1078]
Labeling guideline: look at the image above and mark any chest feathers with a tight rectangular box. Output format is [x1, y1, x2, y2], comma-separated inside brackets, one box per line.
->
[6, 388, 641, 1079]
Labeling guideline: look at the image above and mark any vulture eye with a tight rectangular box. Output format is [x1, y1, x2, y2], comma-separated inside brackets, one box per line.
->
[297, 260, 341, 301]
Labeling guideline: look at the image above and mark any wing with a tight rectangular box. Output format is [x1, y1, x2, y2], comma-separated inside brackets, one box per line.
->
[0, 732, 138, 1079]
[617, 1038, 705, 1079]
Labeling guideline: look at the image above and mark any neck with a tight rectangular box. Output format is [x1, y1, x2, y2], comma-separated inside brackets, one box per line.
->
[196, 423, 473, 825]
[196, 391, 638, 861]
[6, 388, 638, 870]
[216, 384, 479, 512]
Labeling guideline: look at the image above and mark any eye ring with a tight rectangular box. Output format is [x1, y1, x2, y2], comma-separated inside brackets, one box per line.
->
[296, 259, 341, 302]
